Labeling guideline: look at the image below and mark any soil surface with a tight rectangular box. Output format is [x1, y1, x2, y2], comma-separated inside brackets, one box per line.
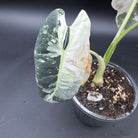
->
[76, 61, 135, 118]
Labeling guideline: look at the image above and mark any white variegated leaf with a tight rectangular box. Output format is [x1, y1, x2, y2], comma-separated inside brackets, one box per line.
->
[34, 9, 92, 103]
[112, 0, 138, 29]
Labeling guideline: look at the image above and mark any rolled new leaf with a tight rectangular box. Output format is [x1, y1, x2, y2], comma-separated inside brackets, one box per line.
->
[34, 9, 92, 103]
[112, 0, 138, 29]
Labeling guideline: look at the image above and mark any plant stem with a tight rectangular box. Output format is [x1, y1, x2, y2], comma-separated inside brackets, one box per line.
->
[104, 0, 138, 66]
[90, 50, 105, 86]
[91, 0, 138, 86]
[119, 22, 138, 41]
[90, 22, 138, 86]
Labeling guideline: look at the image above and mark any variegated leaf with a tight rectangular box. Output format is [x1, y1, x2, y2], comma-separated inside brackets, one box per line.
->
[34, 9, 92, 103]
[112, 0, 138, 29]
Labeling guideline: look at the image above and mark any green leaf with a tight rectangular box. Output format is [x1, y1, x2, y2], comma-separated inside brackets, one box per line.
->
[34, 9, 92, 103]
[112, 0, 138, 29]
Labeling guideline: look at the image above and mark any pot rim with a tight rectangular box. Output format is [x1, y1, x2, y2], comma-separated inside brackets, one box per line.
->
[72, 62, 138, 122]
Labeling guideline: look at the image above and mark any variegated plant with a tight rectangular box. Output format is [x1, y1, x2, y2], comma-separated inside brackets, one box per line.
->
[34, 0, 138, 103]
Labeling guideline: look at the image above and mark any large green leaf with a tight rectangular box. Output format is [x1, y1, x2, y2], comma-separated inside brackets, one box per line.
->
[112, 0, 138, 29]
[34, 9, 92, 103]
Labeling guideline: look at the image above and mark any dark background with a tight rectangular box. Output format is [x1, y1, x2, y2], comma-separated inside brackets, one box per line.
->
[1, 0, 112, 9]
[0, 0, 138, 138]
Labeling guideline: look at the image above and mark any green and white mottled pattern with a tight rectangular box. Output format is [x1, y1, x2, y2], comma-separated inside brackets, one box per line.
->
[112, 0, 138, 29]
[34, 9, 92, 103]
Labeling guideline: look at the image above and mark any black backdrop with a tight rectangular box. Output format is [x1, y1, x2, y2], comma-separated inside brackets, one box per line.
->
[0, 0, 138, 138]
[1, 0, 112, 11]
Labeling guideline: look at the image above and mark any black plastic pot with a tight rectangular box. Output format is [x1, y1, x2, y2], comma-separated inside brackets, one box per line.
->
[72, 62, 138, 127]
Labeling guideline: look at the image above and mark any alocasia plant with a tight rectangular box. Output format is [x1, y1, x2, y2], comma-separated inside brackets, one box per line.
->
[34, 0, 138, 103]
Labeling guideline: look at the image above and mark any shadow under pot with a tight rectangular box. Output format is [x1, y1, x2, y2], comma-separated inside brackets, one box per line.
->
[72, 62, 138, 127]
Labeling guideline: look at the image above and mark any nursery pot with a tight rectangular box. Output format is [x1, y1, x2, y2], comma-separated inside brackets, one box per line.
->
[72, 62, 138, 127]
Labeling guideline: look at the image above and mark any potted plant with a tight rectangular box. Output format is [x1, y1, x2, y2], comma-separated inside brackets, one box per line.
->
[34, 0, 138, 126]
